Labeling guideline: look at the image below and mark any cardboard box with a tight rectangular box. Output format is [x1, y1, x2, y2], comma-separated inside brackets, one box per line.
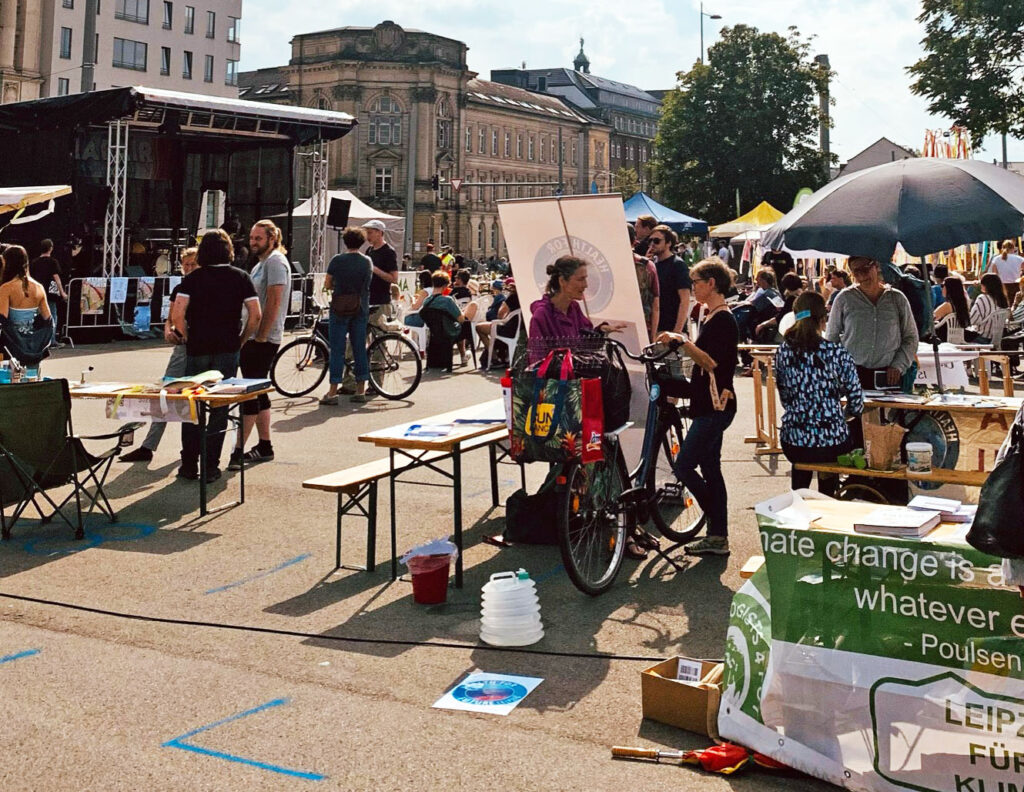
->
[641, 656, 722, 739]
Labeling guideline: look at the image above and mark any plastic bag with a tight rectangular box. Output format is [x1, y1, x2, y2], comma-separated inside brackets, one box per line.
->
[400, 536, 459, 570]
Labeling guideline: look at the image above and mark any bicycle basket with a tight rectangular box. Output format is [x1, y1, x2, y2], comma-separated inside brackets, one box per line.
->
[651, 346, 693, 399]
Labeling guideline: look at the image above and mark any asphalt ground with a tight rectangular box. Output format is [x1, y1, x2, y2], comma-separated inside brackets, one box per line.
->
[1, 337, 976, 791]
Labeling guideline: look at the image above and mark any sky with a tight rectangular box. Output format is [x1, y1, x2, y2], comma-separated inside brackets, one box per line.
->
[237, 0, 1023, 167]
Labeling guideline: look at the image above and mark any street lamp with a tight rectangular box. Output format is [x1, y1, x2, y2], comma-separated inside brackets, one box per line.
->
[700, 2, 721, 65]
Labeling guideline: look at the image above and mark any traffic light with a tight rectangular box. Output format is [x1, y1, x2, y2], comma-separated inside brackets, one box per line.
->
[431, 175, 439, 191]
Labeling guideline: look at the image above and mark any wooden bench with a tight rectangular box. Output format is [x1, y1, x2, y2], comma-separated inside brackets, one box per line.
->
[303, 428, 519, 573]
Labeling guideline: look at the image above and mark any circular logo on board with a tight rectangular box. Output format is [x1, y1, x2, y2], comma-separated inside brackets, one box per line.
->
[451, 679, 528, 706]
[906, 411, 959, 491]
[532, 236, 615, 313]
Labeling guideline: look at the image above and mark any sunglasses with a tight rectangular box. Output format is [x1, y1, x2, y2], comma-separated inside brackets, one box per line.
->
[649, 237, 665, 244]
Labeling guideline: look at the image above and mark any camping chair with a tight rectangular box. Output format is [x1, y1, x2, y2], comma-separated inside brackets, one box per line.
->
[0, 379, 142, 541]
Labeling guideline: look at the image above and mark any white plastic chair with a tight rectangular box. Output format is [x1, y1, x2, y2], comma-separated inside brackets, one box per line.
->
[485, 309, 521, 369]
[401, 313, 428, 357]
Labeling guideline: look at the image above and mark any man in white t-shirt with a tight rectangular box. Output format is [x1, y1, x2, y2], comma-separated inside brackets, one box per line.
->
[986, 239, 1024, 303]
[228, 220, 291, 470]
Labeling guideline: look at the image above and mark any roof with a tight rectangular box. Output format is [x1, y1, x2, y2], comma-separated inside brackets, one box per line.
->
[710, 201, 785, 235]
[465, 78, 589, 123]
[623, 191, 707, 234]
[576, 71, 659, 103]
[237, 67, 292, 102]
[0, 86, 354, 145]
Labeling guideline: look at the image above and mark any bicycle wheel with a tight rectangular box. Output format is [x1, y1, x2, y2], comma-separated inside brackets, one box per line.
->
[559, 448, 628, 596]
[367, 333, 422, 400]
[648, 406, 706, 543]
[271, 336, 329, 397]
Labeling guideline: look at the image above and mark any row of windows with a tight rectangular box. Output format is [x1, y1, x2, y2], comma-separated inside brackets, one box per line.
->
[463, 125, 581, 166]
[610, 141, 649, 163]
[57, 32, 238, 84]
[613, 116, 657, 137]
[111, 0, 237, 39]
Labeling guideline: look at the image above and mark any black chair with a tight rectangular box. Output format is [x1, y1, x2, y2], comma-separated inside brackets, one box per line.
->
[0, 380, 142, 540]
[420, 307, 457, 371]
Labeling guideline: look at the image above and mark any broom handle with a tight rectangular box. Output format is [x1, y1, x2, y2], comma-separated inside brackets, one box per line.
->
[611, 746, 683, 762]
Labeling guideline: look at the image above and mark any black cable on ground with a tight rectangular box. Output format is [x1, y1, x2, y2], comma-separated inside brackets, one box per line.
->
[0, 591, 671, 663]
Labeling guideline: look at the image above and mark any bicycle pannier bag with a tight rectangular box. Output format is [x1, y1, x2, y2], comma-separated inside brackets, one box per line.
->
[330, 292, 361, 318]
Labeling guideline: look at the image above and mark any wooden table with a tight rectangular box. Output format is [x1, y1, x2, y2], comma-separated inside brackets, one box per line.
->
[70, 382, 272, 516]
[358, 399, 507, 588]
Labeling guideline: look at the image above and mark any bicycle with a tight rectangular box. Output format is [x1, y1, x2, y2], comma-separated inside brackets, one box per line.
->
[555, 338, 705, 595]
[270, 306, 422, 400]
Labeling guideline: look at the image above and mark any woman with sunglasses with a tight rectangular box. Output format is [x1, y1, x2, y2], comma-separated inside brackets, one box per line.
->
[656, 259, 738, 556]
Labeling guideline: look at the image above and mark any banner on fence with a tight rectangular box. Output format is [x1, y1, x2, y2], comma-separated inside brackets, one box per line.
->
[81, 278, 107, 315]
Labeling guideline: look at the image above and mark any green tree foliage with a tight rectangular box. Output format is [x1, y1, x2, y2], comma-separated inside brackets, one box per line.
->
[611, 166, 641, 198]
[907, 0, 1024, 144]
[651, 25, 830, 222]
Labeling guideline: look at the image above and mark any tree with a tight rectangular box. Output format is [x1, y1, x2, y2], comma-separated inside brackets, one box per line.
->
[907, 0, 1024, 147]
[651, 25, 831, 222]
[611, 166, 641, 198]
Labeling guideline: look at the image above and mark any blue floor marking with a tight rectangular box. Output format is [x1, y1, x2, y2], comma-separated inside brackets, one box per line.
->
[0, 649, 40, 665]
[163, 698, 326, 781]
[204, 553, 311, 595]
[533, 563, 564, 584]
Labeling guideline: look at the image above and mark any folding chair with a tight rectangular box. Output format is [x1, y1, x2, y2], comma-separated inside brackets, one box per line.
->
[0, 380, 142, 541]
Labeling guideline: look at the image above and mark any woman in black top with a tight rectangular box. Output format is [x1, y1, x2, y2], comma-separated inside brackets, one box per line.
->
[657, 259, 738, 556]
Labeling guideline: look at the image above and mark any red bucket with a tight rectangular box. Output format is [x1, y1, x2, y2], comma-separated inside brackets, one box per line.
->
[407, 553, 451, 604]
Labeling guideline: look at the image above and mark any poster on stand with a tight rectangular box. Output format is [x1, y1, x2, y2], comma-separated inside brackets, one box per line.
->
[719, 491, 1024, 792]
[109, 277, 128, 304]
[137, 277, 155, 304]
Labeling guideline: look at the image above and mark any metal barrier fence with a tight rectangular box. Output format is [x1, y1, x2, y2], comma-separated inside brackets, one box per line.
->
[63, 273, 319, 342]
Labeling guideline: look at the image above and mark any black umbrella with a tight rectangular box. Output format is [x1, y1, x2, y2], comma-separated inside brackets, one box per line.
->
[764, 159, 1024, 261]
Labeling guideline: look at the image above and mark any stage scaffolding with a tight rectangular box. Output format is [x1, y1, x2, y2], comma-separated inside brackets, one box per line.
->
[308, 141, 328, 274]
[102, 120, 128, 278]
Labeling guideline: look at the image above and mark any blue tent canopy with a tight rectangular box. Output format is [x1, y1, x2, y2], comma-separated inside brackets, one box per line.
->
[622, 192, 708, 235]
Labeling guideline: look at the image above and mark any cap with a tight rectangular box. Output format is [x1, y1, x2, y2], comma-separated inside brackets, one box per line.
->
[362, 219, 386, 231]
[491, 279, 504, 290]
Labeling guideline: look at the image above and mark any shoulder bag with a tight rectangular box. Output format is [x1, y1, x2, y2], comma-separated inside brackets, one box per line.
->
[967, 422, 1024, 558]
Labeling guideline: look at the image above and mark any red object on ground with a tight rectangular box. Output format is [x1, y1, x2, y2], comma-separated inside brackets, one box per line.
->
[408, 553, 451, 604]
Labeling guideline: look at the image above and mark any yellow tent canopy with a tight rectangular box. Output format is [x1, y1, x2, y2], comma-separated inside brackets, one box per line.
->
[709, 201, 784, 237]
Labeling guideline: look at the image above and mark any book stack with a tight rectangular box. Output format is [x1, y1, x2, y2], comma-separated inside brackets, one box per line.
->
[853, 506, 942, 537]
[908, 495, 977, 524]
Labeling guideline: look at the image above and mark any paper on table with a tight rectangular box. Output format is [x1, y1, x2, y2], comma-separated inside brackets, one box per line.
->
[70, 382, 138, 394]
[404, 423, 455, 438]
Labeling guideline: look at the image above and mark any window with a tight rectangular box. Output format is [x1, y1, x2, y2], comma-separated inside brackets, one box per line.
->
[490, 223, 499, 250]
[516, 134, 522, 159]
[528, 136, 534, 161]
[206, 10, 215, 37]
[184, 5, 194, 33]
[436, 96, 451, 150]
[477, 222, 484, 250]
[491, 130, 498, 156]
[57, 78, 70, 96]
[115, 0, 149, 23]
[63, 0, 74, 7]
[227, 16, 239, 43]
[112, 38, 147, 70]
[539, 136, 545, 162]
[160, 46, 170, 75]
[374, 166, 393, 196]
[162, 1, 171, 28]
[59, 28, 72, 59]
[464, 126, 471, 153]
[478, 127, 485, 154]
[504, 132, 510, 158]
[571, 140, 577, 166]
[367, 95, 402, 145]
[203, 54, 213, 82]
[182, 50, 192, 79]
[225, 59, 237, 86]
[553, 139, 558, 163]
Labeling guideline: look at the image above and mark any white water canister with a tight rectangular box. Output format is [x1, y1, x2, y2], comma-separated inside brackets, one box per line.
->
[906, 442, 933, 475]
[480, 569, 543, 646]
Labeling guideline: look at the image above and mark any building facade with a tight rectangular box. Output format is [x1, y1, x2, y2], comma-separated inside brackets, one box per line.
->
[239, 21, 610, 259]
[491, 41, 661, 195]
[27, 0, 242, 100]
[0, 0, 44, 102]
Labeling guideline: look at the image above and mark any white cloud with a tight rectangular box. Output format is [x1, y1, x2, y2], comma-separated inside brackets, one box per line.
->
[238, 0, 1022, 163]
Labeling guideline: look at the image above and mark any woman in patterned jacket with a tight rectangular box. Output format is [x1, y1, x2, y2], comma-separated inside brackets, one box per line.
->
[775, 291, 864, 496]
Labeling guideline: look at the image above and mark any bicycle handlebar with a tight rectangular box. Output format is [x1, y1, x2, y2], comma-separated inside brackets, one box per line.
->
[600, 334, 682, 364]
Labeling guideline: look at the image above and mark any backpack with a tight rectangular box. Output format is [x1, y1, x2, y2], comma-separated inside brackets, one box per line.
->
[881, 262, 932, 336]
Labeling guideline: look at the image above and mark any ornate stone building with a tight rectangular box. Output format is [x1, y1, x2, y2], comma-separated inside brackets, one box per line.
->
[238, 20, 610, 259]
[0, 0, 43, 103]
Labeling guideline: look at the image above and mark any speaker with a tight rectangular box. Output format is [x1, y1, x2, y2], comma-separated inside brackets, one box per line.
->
[327, 198, 351, 229]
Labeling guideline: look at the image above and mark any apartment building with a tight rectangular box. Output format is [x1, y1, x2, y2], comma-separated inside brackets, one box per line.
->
[35, 0, 241, 99]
